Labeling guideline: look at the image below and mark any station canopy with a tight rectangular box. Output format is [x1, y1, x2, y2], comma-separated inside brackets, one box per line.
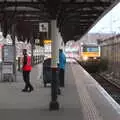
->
[0, 0, 119, 43]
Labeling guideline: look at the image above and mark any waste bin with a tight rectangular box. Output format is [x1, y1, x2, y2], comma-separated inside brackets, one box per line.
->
[43, 58, 60, 89]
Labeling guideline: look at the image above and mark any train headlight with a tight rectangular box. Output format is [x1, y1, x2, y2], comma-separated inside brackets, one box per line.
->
[83, 56, 88, 61]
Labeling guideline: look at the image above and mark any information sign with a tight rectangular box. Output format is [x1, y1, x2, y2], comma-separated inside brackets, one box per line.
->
[3, 45, 14, 62]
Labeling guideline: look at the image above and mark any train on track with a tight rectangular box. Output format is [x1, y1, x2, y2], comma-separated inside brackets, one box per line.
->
[79, 43, 101, 62]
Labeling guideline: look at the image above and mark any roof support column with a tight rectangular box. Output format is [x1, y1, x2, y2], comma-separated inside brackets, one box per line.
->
[56, 28, 61, 64]
[60, 33, 65, 52]
[49, 20, 59, 110]
[0, 24, 1, 32]
[11, 24, 16, 82]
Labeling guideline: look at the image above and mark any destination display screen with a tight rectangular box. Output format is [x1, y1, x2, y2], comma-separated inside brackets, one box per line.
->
[83, 46, 99, 52]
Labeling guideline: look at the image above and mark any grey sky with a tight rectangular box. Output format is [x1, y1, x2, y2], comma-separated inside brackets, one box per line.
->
[89, 2, 120, 34]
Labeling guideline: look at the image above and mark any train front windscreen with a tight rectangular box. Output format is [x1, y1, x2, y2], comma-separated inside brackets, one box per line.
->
[83, 46, 99, 52]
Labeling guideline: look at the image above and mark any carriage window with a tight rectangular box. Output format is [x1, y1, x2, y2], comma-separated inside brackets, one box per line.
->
[83, 46, 99, 52]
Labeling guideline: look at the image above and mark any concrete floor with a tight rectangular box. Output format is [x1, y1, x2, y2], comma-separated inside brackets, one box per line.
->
[0, 64, 83, 120]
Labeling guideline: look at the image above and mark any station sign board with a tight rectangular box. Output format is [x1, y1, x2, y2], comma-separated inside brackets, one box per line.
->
[44, 40, 52, 44]
[2, 45, 14, 62]
[39, 23, 48, 32]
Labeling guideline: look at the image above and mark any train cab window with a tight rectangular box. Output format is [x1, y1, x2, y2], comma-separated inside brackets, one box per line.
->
[83, 46, 99, 52]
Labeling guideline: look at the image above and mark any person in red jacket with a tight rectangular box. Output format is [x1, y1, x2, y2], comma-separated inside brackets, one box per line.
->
[22, 49, 34, 92]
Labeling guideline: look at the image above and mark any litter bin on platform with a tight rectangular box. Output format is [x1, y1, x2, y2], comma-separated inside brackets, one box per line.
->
[43, 58, 60, 94]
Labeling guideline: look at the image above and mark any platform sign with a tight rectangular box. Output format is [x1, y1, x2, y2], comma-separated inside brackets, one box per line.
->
[39, 23, 48, 32]
[44, 40, 52, 44]
[2, 45, 14, 62]
[44, 40, 52, 59]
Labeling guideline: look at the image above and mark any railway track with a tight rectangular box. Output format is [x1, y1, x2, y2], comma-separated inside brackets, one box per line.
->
[91, 73, 120, 104]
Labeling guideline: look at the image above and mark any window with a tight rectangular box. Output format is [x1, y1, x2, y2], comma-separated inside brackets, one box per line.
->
[83, 46, 99, 52]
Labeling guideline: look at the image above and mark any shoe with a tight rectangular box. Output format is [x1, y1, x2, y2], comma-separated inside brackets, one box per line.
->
[28, 88, 34, 92]
[57, 88, 61, 95]
[22, 89, 28, 92]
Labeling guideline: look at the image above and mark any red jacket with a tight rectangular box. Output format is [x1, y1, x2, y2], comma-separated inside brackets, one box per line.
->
[22, 56, 32, 71]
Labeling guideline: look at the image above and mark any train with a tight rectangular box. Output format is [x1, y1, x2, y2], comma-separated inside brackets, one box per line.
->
[64, 42, 101, 63]
[80, 43, 101, 62]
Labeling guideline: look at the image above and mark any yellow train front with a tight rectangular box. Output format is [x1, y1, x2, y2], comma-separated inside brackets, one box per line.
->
[80, 44, 100, 62]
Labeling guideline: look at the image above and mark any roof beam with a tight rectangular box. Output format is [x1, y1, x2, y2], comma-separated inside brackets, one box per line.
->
[62, 1, 111, 8]
[63, 10, 102, 16]
[57, 5, 103, 27]
[65, 22, 92, 26]
[70, 0, 76, 3]
[0, 10, 48, 15]
[15, 16, 50, 21]
[61, 15, 98, 26]
[0, 1, 111, 8]
[0, 1, 45, 9]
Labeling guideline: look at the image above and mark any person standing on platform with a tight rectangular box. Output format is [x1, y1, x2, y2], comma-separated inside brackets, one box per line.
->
[59, 49, 66, 87]
[22, 49, 34, 92]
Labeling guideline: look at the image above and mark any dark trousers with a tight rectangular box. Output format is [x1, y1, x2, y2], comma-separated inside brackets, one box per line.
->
[23, 71, 33, 90]
[59, 68, 64, 87]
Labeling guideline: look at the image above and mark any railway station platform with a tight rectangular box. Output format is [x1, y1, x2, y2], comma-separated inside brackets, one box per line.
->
[0, 63, 120, 120]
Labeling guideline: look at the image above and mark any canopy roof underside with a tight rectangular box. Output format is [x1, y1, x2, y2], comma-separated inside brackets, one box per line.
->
[0, 0, 119, 43]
